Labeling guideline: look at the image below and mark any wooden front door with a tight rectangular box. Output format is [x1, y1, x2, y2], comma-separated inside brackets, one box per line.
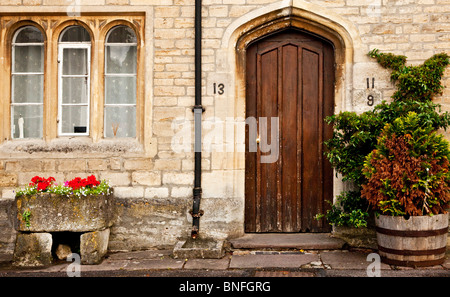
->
[245, 29, 335, 233]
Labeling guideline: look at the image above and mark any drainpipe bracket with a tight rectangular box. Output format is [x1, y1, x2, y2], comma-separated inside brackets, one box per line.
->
[193, 187, 202, 196]
[192, 105, 205, 112]
[190, 209, 204, 218]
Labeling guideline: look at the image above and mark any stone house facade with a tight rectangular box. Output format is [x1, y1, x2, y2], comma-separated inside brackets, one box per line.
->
[0, 0, 450, 254]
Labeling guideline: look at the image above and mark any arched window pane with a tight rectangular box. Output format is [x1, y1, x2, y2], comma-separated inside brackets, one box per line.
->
[60, 26, 90, 42]
[106, 26, 137, 43]
[11, 26, 44, 139]
[14, 26, 44, 43]
[104, 26, 137, 138]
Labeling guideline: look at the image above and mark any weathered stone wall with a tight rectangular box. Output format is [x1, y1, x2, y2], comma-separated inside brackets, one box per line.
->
[1, 0, 450, 254]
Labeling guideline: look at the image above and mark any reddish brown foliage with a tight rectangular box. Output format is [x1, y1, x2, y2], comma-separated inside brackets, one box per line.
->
[362, 134, 450, 216]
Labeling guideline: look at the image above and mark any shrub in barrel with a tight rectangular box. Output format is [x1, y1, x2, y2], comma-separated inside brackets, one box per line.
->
[362, 112, 450, 267]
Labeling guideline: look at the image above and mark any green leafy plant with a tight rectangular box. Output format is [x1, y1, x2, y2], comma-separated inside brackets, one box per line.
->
[319, 50, 450, 226]
[315, 191, 369, 228]
[21, 210, 31, 228]
[368, 49, 450, 102]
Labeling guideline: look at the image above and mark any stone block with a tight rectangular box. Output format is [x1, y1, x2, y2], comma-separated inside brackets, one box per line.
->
[123, 159, 153, 170]
[113, 187, 145, 199]
[13, 232, 52, 267]
[162, 172, 194, 185]
[100, 172, 131, 186]
[87, 159, 109, 171]
[171, 186, 192, 198]
[57, 160, 86, 172]
[173, 237, 225, 259]
[0, 173, 17, 187]
[55, 244, 72, 260]
[15, 193, 116, 232]
[144, 187, 169, 198]
[109, 197, 189, 251]
[132, 171, 161, 186]
[80, 228, 110, 265]
[109, 158, 122, 170]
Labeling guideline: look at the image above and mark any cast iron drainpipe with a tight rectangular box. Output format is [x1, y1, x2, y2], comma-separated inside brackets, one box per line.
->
[191, 0, 204, 239]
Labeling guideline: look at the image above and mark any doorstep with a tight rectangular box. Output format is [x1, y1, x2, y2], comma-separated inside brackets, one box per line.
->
[229, 233, 346, 250]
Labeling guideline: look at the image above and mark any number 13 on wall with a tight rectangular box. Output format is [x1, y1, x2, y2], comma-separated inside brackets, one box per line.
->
[213, 83, 225, 95]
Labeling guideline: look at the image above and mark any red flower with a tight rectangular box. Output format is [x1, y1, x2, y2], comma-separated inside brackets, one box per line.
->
[67, 175, 100, 190]
[87, 175, 100, 187]
[29, 176, 55, 192]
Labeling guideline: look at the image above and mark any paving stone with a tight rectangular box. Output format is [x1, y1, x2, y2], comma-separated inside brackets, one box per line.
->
[229, 253, 318, 269]
[77, 259, 130, 272]
[183, 257, 230, 270]
[320, 250, 390, 270]
[254, 270, 315, 277]
[122, 258, 186, 270]
[107, 249, 172, 261]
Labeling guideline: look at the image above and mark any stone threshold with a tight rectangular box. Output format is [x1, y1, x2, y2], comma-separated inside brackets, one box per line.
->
[228, 233, 346, 250]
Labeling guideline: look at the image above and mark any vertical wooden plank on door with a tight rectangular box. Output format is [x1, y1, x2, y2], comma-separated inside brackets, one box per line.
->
[301, 48, 320, 232]
[259, 48, 279, 232]
[281, 44, 299, 232]
[296, 44, 303, 232]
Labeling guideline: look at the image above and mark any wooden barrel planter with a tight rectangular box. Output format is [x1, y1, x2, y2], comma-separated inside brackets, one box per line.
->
[375, 213, 448, 267]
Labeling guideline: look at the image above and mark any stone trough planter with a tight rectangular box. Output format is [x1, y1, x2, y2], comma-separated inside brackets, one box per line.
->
[13, 192, 115, 266]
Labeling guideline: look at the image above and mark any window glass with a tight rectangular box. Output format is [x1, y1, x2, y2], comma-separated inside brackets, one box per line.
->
[61, 105, 89, 134]
[62, 77, 89, 104]
[63, 48, 88, 75]
[13, 46, 44, 73]
[104, 106, 136, 138]
[58, 26, 91, 136]
[11, 26, 44, 139]
[59, 26, 90, 42]
[14, 26, 44, 43]
[105, 76, 137, 104]
[12, 75, 44, 104]
[104, 25, 137, 138]
[106, 46, 137, 74]
[106, 26, 137, 43]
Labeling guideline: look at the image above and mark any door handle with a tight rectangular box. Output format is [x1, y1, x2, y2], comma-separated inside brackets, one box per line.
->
[256, 136, 260, 144]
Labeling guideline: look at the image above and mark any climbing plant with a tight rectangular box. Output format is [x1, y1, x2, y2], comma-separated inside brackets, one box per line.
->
[369, 49, 450, 102]
[317, 50, 450, 227]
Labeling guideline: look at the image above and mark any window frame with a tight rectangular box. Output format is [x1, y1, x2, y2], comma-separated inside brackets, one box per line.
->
[57, 43, 92, 137]
[57, 25, 92, 137]
[1, 15, 145, 145]
[10, 25, 45, 139]
[104, 25, 138, 138]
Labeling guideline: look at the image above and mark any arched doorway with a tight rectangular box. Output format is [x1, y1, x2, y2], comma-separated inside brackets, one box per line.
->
[245, 28, 335, 233]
